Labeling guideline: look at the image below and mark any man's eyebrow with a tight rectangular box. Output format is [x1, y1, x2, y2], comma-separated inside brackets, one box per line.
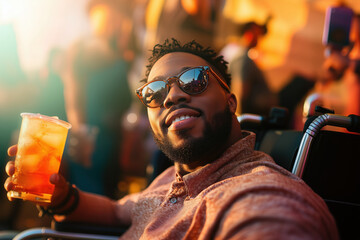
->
[149, 75, 166, 82]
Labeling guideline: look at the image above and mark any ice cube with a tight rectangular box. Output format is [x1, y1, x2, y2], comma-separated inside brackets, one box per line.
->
[39, 132, 64, 150]
[16, 154, 42, 173]
[47, 155, 62, 173]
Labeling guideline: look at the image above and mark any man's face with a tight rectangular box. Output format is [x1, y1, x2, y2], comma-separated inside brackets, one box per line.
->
[147, 52, 234, 164]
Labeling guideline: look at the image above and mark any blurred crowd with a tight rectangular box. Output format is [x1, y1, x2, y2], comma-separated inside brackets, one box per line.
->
[0, 0, 359, 231]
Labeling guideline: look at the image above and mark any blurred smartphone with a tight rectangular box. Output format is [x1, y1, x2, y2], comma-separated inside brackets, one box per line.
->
[322, 6, 353, 48]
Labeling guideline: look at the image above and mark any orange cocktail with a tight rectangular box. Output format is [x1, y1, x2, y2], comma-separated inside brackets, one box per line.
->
[9, 113, 71, 203]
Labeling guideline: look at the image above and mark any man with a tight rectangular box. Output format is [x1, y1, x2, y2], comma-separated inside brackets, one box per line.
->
[220, 19, 277, 116]
[5, 39, 338, 239]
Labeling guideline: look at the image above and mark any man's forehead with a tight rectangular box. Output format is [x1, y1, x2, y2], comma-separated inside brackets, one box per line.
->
[148, 52, 208, 82]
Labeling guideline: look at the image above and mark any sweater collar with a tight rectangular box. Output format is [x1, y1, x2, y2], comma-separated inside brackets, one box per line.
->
[175, 131, 256, 198]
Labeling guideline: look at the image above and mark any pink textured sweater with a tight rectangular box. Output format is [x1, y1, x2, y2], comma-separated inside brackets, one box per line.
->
[65, 131, 339, 239]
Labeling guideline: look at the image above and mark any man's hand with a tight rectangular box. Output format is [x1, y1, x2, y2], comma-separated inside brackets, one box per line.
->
[321, 50, 350, 82]
[4, 145, 70, 207]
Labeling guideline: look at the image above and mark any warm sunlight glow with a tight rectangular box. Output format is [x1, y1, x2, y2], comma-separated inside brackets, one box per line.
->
[181, 0, 199, 15]
[89, 4, 110, 36]
[0, 0, 90, 71]
[223, 0, 308, 69]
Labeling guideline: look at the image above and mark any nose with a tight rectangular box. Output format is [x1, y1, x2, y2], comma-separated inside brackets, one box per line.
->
[163, 82, 191, 108]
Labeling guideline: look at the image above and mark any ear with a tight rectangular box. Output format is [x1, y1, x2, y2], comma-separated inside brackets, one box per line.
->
[227, 93, 237, 115]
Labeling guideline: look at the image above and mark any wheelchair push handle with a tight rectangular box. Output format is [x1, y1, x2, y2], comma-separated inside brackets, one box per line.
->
[347, 114, 360, 133]
[304, 113, 360, 137]
[293, 113, 360, 177]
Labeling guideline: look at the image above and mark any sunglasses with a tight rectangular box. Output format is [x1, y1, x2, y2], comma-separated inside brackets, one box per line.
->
[136, 66, 230, 108]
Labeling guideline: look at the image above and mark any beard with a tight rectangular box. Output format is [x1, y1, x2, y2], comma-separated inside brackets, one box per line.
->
[152, 105, 233, 164]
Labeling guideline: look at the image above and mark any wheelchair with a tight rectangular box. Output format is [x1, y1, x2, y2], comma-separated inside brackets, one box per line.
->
[11, 107, 360, 240]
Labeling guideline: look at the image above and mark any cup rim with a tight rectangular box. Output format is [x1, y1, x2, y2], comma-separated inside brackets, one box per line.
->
[20, 113, 72, 129]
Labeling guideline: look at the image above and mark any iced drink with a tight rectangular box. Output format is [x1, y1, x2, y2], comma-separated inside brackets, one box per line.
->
[9, 113, 71, 203]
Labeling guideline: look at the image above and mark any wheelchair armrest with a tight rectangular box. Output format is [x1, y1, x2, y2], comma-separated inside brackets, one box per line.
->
[13, 227, 120, 240]
[13, 221, 129, 240]
[53, 220, 129, 236]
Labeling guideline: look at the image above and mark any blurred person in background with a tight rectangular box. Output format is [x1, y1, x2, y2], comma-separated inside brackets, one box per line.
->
[299, 8, 360, 132]
[220, 18, 278, 116]
[59, 0, 133, 199]
[116, 0, 161, 188]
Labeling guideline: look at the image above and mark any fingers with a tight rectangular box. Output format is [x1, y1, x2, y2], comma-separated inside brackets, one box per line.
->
[5, 161, 15, 176]
[4, 177, 15, 201]
[7, 145, 17, 157]
[4, 147, 16, 202]
[4, 176, 14, 192]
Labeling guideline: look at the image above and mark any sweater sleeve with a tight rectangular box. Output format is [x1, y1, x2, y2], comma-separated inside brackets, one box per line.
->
[213, 169, 339, 240]
[55, 190, 140, 227]
[54, 167, 176, 227]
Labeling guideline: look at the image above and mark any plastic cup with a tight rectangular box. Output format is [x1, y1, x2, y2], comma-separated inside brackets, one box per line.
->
[9, 113, 71, 203]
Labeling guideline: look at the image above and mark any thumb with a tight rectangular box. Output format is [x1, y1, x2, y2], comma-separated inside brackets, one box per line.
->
[50, 173, 65, 185]
[49, 173, 70, 207]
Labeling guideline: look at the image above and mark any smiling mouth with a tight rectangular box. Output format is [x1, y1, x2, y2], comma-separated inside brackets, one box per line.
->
[164, 107, 201, 128]
[171, 115, 197, 125]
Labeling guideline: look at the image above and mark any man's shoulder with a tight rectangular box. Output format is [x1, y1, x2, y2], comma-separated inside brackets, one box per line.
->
[201, 164, 337, 239]
[203, 161, 308, 202]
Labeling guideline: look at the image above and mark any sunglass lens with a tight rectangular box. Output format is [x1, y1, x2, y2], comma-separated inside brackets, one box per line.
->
[179, 68, 208, 94]
[142, 81, 167, 107]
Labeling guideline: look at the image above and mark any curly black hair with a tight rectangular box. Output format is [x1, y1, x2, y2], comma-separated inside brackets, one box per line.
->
[144, 38, 231, 87]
